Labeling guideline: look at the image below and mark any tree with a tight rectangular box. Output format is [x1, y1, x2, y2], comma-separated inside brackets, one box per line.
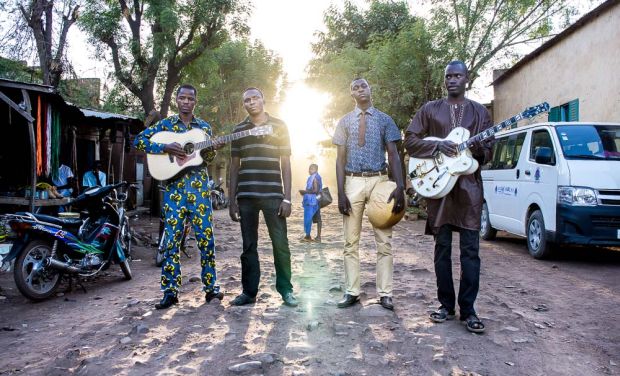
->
[181, 39, 284, 133]
[308, 0, 438, 131]
[308, 22, 443, 132]
[428, 0, 577, 87]
[312, 0, 416, 56]
[0, 0, 80, 87]
[79, 0, 250, 117]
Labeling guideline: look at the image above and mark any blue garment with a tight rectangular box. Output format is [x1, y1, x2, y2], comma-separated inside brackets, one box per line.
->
[160, 169, 219, 295]
[134, 114, 219, 296]
[52, 164, 73, 197]
[332, 106, 401, 172]
[303, 173, 322, 236]
[82, 170, 106, 188]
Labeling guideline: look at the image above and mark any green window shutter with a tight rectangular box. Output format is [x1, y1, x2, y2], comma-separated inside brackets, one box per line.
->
[568, 99, 579, 121]
[548, 106, 561, 122]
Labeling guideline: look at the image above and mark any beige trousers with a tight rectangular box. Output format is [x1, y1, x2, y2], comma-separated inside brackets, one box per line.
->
[343, 175, 393, 297]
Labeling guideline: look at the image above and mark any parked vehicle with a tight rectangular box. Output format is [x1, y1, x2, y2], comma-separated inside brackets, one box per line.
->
[0, 182, 133, 300]
[481, 122, 620, 259]
[210, 179, 228, 210]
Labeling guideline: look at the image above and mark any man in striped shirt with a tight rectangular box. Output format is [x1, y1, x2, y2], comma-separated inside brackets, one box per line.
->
[228, 87, 298, 307]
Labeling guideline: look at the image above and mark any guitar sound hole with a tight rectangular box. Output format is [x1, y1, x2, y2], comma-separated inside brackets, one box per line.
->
[183, 143, 195, 154]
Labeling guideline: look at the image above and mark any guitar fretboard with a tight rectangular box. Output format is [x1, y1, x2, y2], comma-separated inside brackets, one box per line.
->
[457, 113, 524, 152]
[194, 129, 261, 150]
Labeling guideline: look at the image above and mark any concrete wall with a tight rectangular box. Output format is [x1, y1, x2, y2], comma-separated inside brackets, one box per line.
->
[493, 3, 620, 124]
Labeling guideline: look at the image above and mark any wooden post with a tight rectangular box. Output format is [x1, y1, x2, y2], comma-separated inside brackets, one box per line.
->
[22, 90, 36, 213]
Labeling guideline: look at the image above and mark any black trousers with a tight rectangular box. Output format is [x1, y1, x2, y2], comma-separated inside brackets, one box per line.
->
[238, 198, 293, 298]
[434, 224, 480, 317]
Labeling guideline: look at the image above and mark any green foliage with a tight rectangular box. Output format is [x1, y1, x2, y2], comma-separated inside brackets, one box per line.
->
[101, 81, 144, 118]
[308, 1, 442, 132]
[312, 0, 415, 55]
[180, 39, 284, 134]
[309, 0, 579, 133]
[79, 0, 250, 116]
[427, 0, 575, 86]
[0, 57, 37, 82]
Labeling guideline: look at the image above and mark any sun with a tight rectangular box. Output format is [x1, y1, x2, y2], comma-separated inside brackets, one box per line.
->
[279, 83, 331, 157]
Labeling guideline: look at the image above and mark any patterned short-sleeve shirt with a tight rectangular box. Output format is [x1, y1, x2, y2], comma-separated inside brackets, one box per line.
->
[332, 106, 401, 172]
[133, 114, 216, 183]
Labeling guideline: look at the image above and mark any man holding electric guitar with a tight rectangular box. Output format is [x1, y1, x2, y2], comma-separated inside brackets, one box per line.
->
[134, 84, 226, 309]
[404, 61, 494, 333]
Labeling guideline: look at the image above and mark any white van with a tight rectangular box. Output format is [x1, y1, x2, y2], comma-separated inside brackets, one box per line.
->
[480, 122, 620, 259]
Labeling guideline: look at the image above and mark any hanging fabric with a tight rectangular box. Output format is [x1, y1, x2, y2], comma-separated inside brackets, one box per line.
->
[36, 96, 43, 176]
[45, 103, 52, 177]
[50, 109, 61, 181]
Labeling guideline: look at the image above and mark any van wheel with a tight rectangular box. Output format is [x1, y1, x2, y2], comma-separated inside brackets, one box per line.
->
[527, 210, 553, 259]
[480, 203, 497, 240]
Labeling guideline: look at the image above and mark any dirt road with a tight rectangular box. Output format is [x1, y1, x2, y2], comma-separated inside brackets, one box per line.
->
[0, 205, 618, 376]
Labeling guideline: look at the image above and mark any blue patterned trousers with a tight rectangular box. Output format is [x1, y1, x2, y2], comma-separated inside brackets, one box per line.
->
[160, 169, 219, 296]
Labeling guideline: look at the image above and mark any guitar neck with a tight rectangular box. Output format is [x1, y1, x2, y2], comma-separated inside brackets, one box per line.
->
[194, 129, 255, 150]
[458, 113, 523, 152]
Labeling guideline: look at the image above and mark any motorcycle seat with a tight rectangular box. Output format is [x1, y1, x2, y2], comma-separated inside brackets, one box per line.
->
[17, 212, 82, 228]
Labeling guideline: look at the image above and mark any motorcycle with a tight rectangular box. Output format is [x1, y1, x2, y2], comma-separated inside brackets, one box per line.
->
[0, 182, 133, 301]
[210, 179, 228, 210]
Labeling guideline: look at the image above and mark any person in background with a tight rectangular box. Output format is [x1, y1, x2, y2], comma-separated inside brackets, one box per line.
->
[299, 163, 322, 242]
[52, 163, 76, 198]
[82, 160, 106, 189]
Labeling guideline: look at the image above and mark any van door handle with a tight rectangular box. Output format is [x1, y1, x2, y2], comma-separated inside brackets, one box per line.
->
[516, 169, 520, 179]
[524, 170, 531, 176]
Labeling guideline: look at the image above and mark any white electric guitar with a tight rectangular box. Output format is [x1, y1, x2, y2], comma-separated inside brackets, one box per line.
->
[147, 125, 272, 181]
[408, 102, 549, 199]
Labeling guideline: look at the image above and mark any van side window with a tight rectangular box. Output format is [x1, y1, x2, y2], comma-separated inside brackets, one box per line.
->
[529, 130, 556, 165]
[485, 133, 526, 170]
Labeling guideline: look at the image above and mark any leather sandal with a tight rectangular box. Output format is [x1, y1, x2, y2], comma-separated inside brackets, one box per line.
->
[462, 314, 485, 333]
[429, 306, 456, 323]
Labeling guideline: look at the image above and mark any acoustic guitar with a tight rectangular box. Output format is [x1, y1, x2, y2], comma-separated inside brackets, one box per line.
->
[408, 102, 549, 199]
[147, 125, 272, 181]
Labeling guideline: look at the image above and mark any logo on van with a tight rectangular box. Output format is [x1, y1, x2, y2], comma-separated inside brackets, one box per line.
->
[535, 168, 541, 183]
[495, 186, 518, 196]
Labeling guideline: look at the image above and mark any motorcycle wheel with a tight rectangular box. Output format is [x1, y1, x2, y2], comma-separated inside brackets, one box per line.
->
[120, 258, 132, 280]
[120, 216, 132, 260]
[14, 240, 62, 301]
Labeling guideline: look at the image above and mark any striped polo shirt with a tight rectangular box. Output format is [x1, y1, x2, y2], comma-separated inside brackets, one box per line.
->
[231, 114, 291, 199]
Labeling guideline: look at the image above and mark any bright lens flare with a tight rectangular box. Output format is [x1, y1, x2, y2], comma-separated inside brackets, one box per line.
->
[279, 83, 330, 157]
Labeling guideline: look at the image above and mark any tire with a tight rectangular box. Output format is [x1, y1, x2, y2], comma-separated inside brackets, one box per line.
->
[119, 258, 132, 280]
[155, 231, 166, 267]
[527, 210, 553, 259]
[480, 202, 497, 240]
[120, 216, 132, 260]
[13, 240, 62, 301]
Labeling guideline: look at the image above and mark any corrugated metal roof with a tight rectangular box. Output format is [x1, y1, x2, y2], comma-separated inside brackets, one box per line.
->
[80, 108, 139, 121]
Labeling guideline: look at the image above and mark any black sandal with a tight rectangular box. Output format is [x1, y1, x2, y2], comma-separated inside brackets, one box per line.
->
[462, 314, 485, 333]
[429, 307, 456, 323]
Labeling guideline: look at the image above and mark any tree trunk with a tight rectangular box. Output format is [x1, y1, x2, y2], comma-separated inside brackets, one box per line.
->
[159, 66, 181, 117]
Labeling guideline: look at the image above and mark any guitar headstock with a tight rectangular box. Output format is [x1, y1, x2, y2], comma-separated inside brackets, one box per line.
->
[522, 102, 550, 119]
[250, 125, 273, 136]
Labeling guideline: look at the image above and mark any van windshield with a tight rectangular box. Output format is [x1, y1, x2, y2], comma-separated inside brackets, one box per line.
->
[555, 125, 620, 160]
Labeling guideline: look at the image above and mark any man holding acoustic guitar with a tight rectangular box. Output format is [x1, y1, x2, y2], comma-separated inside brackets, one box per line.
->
[134, 84, 225, 309]
[404, 61, 494, 333]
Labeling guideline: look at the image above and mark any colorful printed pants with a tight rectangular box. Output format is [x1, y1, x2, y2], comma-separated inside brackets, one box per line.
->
[160, 169, 219, 296]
